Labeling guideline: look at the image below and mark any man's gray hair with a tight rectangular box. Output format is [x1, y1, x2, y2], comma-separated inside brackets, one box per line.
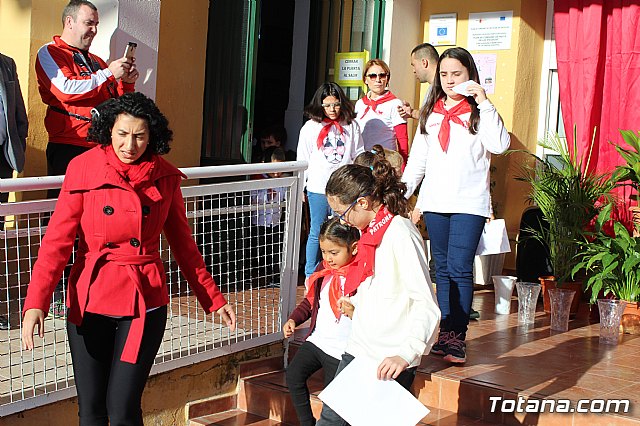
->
[411, 43, 439, 63]
[62, 0, 97, 26]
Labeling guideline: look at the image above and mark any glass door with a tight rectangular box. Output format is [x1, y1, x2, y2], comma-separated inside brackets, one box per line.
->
[201, 0, 260, 165]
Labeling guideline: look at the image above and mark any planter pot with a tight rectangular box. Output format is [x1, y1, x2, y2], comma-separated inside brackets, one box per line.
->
[631, 206, 640, 237]
[539, 276, 582, 317]
[492, 275, 517, 315]
[621, 301, 640, 334]
[516, 281, 541, 325]
[548, 288, 575, 332]
[597, 299, 627, 345]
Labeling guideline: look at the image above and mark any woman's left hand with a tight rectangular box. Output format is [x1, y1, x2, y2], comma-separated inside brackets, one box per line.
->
[216, 303, 236, 331]
[377, 355, 409, 380]
[465, 82, 487, 104]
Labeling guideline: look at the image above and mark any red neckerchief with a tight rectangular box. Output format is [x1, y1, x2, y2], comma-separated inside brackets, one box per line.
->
[316, 119, 344, 149]
[105, 146, 162, 203]
[306, 259, 354, 320]
[344, 205, 395, 295]
[359, 91, 397, 119]
[432, 98, 471, 152]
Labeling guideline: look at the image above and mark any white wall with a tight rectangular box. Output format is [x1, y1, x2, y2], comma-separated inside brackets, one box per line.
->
[91, 0, 160, 99]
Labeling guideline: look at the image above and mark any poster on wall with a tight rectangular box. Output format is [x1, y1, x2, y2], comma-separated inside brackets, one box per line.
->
[334, 51, 369, 90]
[472, 53, 497, 94]
[429, 13, 457, 46]
[468, 11, 513, 50]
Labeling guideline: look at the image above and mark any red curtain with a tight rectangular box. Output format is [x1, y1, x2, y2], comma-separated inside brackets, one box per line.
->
[554, 0, 640, 222]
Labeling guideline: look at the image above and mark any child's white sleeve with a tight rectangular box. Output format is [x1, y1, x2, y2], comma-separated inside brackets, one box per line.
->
[393, 227, 440, 365]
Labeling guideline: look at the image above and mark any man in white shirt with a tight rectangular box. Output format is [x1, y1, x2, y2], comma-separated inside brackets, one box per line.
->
[398, 43, 439, 120]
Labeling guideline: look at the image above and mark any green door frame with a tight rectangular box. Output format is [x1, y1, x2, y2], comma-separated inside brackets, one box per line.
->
[242, 0, 260, 162]
[370, 0, 385, 59]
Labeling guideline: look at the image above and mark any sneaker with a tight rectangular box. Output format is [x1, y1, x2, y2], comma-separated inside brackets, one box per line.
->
[0, 315, 9, 330]
[430, 330, 453, 356]
[443, 333, 466, 364]
[469, 308, 480, 320]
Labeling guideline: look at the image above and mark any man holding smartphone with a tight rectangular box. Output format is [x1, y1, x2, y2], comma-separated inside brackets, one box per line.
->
[36, 0, 139, 190]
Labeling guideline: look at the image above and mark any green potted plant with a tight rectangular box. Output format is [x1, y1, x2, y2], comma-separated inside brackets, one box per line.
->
[573, 203, 640, 333]
[514, 129, 613, 314]
[610, 129, 640, 237]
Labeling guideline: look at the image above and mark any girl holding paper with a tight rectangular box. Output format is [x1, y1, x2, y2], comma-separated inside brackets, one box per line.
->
[402, 47, 510, 364]
[316, 159, 440, 425]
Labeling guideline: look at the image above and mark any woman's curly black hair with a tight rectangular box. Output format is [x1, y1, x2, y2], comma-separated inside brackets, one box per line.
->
[87, 92, 173, 155]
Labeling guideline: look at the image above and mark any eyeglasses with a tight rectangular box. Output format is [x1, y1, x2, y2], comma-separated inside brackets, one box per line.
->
[333, 199, 359, 222]
[366, 72, 389, 80]
[332, 194, 370, 223]
[322, 102, 341, 109]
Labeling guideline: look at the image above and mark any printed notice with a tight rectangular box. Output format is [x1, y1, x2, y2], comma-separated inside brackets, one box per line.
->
[468, 11, 513, 50]
[472, 53, 497, 94]
[429, 13, 457, 46]
[334, 51, 369, 89]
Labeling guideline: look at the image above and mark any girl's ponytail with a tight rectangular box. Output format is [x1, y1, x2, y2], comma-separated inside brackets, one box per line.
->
[371, 157, 409, 217]
[326, 160, 409, 218]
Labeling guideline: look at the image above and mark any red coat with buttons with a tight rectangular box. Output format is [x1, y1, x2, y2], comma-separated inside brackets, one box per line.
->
[23, 146, 228, 362]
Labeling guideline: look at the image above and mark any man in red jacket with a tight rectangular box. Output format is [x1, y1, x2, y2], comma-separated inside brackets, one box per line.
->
[36, 0, 138, 195]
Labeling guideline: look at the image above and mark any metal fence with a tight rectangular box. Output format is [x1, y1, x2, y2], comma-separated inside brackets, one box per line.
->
[0, 161, 305, 416]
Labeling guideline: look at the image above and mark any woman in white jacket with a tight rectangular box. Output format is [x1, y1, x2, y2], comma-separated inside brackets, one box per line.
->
[402, 47, 510, 364]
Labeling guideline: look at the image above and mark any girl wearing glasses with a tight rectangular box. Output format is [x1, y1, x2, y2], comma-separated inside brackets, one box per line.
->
[315, 160, 440, 425]
[297, 82, 364, 277]
[402, 47, 510, 364]
[355, 59, 409, 167]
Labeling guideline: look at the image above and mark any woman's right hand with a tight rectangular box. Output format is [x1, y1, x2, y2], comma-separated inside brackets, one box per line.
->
[22, 309, 45, 350]
[410, 207, 422, 224]
[282, 319, 296, 338]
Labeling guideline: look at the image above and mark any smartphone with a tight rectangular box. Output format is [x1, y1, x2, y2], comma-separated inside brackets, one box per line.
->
[124, 42, 137, 60]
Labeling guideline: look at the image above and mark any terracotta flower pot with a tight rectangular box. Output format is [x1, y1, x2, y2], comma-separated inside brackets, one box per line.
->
[539, 276, 582, 317]
[621, 301, 640, 334]
[630, 206, 640, 237]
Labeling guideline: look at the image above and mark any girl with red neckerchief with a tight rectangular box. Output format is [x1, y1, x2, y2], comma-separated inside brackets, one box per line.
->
[355, 59, 409, 167]
[283, 217, 360, 426]
[297, 82, 364, 279]
[315, 160, 440, 426]
[402, 47, 510, 365]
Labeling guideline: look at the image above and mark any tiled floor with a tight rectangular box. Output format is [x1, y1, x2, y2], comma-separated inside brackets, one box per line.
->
[417, 289, 640, 423]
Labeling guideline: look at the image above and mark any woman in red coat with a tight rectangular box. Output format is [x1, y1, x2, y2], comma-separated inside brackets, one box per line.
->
[22, 92, 236, 426]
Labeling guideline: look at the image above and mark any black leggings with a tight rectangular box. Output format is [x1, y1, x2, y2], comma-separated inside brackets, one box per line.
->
[286, 341, 341, 426]
[67, 306, 167, 426]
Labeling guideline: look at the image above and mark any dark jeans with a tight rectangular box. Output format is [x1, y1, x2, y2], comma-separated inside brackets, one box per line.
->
[286, 341, 340, 426]
[46, 142, 90, 199]
[67, 306, 167, 426]
[316, 353, 417, 426]
[424, 212, 485, 339]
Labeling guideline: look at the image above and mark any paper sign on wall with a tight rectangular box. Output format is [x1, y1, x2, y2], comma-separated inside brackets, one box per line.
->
[429, 13, 457, 46]
[468, 11, 513, 50]
[334, 51, 369, 90]
[472, 53, 497, 94]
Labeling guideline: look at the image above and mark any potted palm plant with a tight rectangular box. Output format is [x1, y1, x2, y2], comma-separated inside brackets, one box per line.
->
[514, 129, 613, 315]
[610, 129, 640, 237]
[573, 203, 640, 333]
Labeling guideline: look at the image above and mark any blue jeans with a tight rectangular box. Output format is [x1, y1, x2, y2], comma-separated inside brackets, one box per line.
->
[424, 212, 485, 340]
[316, 353, 417, 426]
[305, 192, 332, 276]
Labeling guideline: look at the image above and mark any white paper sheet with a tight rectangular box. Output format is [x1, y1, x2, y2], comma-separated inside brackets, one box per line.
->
[451, 80, 474, 96]
[318, 356, 429, 426]
[476, 218, 511, 255]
